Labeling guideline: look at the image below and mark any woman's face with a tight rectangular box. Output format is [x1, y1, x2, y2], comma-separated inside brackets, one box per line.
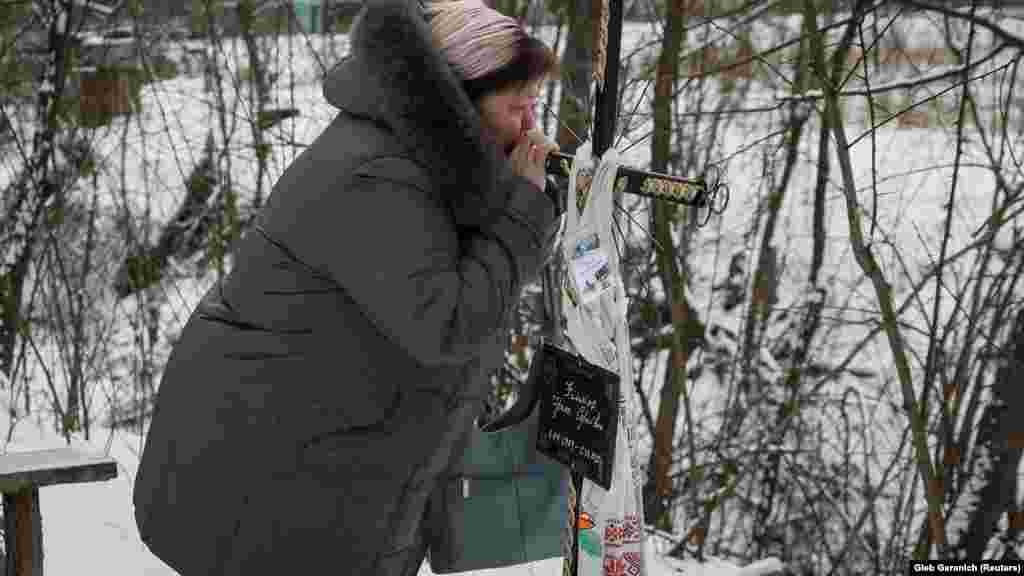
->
[477, 80, 541, 156]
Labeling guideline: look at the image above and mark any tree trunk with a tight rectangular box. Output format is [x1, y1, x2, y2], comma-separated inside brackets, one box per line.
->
[238, 0, 271, 212]
[552, 3, 592, 575]
[0, 0, 73, 382]
[950, 310, 1024, 558]
[554, 0, 592, 152]
[204, 0, 240, 280]
[644, 0, 688, 536]
[542, 13, 566, 136]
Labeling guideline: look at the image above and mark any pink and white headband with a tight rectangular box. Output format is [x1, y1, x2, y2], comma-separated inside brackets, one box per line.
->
[426, 0, 524, 81]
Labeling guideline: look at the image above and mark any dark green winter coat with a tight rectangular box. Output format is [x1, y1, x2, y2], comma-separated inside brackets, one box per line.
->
[132, 0, 558, 573]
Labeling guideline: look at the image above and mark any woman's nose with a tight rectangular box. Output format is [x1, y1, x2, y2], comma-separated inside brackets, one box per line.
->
[522, 107, 536, 132]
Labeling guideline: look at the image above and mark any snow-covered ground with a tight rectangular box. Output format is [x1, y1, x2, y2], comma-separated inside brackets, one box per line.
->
[0, 405, 781, 574]
[1, 8, 1021, 573]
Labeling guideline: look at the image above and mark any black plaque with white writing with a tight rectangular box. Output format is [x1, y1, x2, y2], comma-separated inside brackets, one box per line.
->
[532, 341, 619, 490]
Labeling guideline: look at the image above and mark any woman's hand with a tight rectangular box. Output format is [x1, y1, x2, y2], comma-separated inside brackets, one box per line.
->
[509, 130, 558, 192]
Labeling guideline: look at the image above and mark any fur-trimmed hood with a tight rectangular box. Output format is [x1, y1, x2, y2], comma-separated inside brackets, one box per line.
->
[323, 0, 512, 230]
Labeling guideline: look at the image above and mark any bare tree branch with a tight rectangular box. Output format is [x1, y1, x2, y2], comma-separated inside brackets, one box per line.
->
[892, 0, 1024, 51]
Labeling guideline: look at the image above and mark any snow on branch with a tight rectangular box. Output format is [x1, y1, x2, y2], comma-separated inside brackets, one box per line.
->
[892, 0, 1024, 51]
[773, 42, 1012, 102]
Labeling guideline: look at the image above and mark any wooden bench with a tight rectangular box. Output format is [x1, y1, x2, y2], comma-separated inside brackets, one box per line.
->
[0, 447, 118, 576]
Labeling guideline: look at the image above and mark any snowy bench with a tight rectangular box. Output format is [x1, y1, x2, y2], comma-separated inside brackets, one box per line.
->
[0, 447, 118, 576]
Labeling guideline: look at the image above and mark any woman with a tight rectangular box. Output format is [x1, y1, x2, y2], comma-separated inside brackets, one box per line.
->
[133, 0, 562, 574]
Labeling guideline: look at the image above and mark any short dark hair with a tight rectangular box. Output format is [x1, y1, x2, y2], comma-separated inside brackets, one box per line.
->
[461, 35, 559, 103]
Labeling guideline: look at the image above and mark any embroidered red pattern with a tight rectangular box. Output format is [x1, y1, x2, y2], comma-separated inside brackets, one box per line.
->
[623, 551, 642, 576]
[623, 514, 642, 544]
[604, 519, 624, 547]
[603, 554, 626, 576]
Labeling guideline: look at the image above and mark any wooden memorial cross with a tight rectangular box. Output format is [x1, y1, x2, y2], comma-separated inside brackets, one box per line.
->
[0, 447, 118, 576]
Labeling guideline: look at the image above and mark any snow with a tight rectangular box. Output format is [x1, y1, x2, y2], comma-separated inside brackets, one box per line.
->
[3, 7, 1021, 573]
[81, 36, 137, 47]
[0, 414, 769, 575]
[733, 559, 786, 576]
[0, 410, 172, 574]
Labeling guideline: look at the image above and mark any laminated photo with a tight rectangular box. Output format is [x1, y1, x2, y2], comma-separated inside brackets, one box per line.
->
[572, 234, 614, 304]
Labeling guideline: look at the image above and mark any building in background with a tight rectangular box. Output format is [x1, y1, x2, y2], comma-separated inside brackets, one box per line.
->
[291, 0, 321, 34]
[181, 0, 361, 37]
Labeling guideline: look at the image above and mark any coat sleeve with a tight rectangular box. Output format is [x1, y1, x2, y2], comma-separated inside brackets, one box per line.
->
[302, 156, 557, 367]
